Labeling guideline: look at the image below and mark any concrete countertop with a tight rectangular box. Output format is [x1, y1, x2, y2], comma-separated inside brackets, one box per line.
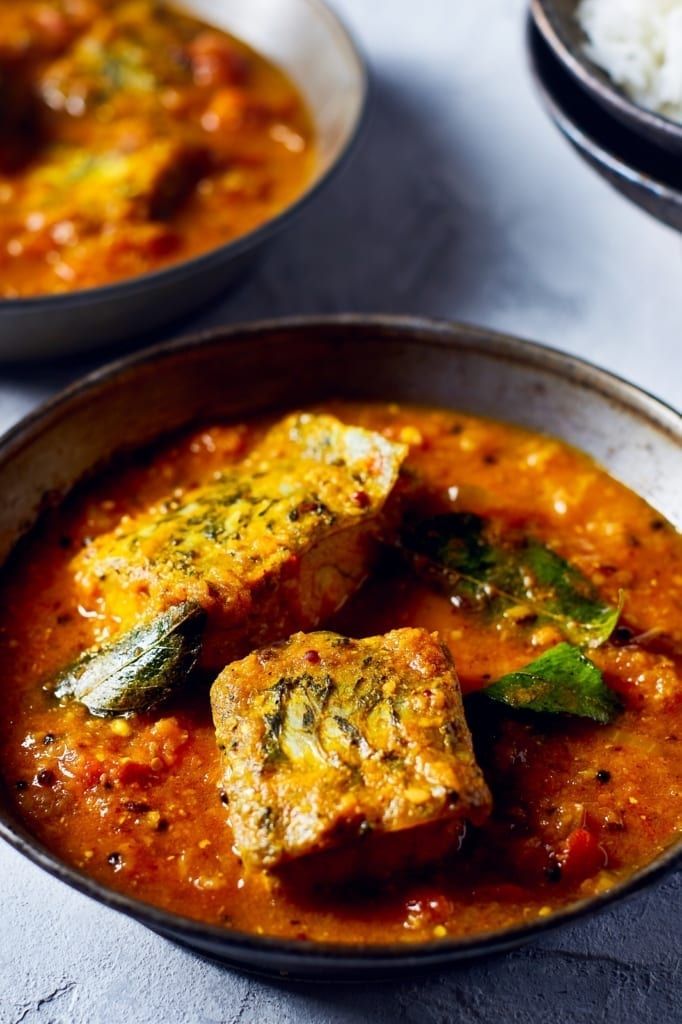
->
[1, 1, 681, 1021]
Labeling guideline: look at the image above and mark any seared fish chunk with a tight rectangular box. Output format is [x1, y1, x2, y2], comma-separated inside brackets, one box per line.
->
[70, 414, 407, 679]
[18, 138, 209, 227]
[211, 628, 491, 877]
[38, 2, 195, 114]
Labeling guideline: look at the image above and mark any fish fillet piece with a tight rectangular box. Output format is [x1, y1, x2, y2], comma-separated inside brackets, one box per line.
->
[71, 413, 407, 670]
[211, 628, 492, 878]
[16, 138, 209, 226]
[37, 1, 194, 114]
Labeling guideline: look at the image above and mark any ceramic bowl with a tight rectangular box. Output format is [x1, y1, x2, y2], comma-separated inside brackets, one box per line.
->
[531, 0, 682, 155]
[0, 1, 367, 360]
[0, 316, 680, 980]
[528, 21, 682, 233]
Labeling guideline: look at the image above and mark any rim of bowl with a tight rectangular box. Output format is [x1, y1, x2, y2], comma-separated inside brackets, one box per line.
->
[531, 0, 682, 149]
[1, 314, 681, 974]
[527, 21, 682, 208]
[0, 0, 369, 312]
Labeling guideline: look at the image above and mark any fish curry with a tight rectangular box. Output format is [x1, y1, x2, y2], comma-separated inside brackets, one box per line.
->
[0, 0, 315, 297]
[1, 401, 682, 945]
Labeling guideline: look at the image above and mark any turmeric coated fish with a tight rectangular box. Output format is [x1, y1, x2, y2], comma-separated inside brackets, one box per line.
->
[211, 628, 492, 880]
[56, 413, 407, 714]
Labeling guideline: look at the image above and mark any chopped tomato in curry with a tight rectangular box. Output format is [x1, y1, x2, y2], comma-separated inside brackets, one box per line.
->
[1, 401, 682, 945]
[0, 0, 315, 297]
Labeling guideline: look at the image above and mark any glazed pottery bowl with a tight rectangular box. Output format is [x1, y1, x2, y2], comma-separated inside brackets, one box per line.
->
[0, 1, 367, 360]
[531, 0, 682, 155]
[527, 20, 682, 233]
[0, 316, 680, 980]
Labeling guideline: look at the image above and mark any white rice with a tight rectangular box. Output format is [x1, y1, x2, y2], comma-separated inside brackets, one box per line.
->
[576, 0, 682, 122]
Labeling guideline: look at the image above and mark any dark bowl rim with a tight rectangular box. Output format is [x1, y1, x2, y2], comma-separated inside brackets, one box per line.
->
[531, 0, 682, 147]
[1, 313, 681, 974]
[526, 19, 682, 206]
[0, 0, 369, 312]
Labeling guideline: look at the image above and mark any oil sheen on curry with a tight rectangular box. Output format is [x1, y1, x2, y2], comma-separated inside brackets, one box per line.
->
[0, 0, 315, 297]
[2, 402, 682, 946]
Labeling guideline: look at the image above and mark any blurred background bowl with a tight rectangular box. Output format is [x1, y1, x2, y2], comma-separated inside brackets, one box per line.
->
[531, 0, 682, 155]
[0, 0, 367, 361]
[527, 19, 682, 233]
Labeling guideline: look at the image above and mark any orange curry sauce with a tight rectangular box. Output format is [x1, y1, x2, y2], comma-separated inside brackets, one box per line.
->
[0, 1, 315, 297]
[2, 402, 682, 944]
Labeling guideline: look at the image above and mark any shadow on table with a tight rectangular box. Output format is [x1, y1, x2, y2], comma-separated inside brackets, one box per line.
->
[214, 70, 504, 323]
[0, 69, 508, 392]
[218, 869, 682, 1024]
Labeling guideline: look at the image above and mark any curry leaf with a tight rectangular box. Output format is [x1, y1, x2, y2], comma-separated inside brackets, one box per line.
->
[52, 600, 206, 716]
[521, 541, 623, 647]
[484, 642, 620, 723]
[403, 513, 621, 648]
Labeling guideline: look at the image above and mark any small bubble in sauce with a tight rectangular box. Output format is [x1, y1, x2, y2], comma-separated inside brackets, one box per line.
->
[107, 851, 124, 870]
[36, 768, 56, 787]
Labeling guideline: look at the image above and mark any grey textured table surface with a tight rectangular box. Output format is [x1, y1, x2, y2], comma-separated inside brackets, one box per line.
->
[2, 2, 681, 1022]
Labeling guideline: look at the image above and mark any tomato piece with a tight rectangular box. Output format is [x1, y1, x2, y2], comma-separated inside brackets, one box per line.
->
[114, 760, 156, 787]
[80, 758, 105, 790]
[187, 32, 249, 87]
[560, 827, 607, 882]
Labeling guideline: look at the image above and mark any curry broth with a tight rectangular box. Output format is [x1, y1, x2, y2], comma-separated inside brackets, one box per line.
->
[0, 1, 315, 297]
[2, 401, 682, 944]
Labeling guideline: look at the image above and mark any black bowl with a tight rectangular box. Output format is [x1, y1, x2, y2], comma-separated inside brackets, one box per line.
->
[0, 316, 680, 980]
[531, 0, 682, 155]
[528, 20, 682, 233]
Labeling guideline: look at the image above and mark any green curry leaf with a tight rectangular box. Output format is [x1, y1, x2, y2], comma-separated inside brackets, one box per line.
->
[52, 600, 206, 717]
[484, 642, 620, 723]
[403, 513, 622, 648]
[521, 540, 623, 647]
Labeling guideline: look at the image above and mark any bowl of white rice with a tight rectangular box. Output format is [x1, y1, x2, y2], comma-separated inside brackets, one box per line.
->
[531, 0, 682, 153]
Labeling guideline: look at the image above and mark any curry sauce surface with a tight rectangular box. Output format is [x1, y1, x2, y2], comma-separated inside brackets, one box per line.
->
[2, 401, 682, 944]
